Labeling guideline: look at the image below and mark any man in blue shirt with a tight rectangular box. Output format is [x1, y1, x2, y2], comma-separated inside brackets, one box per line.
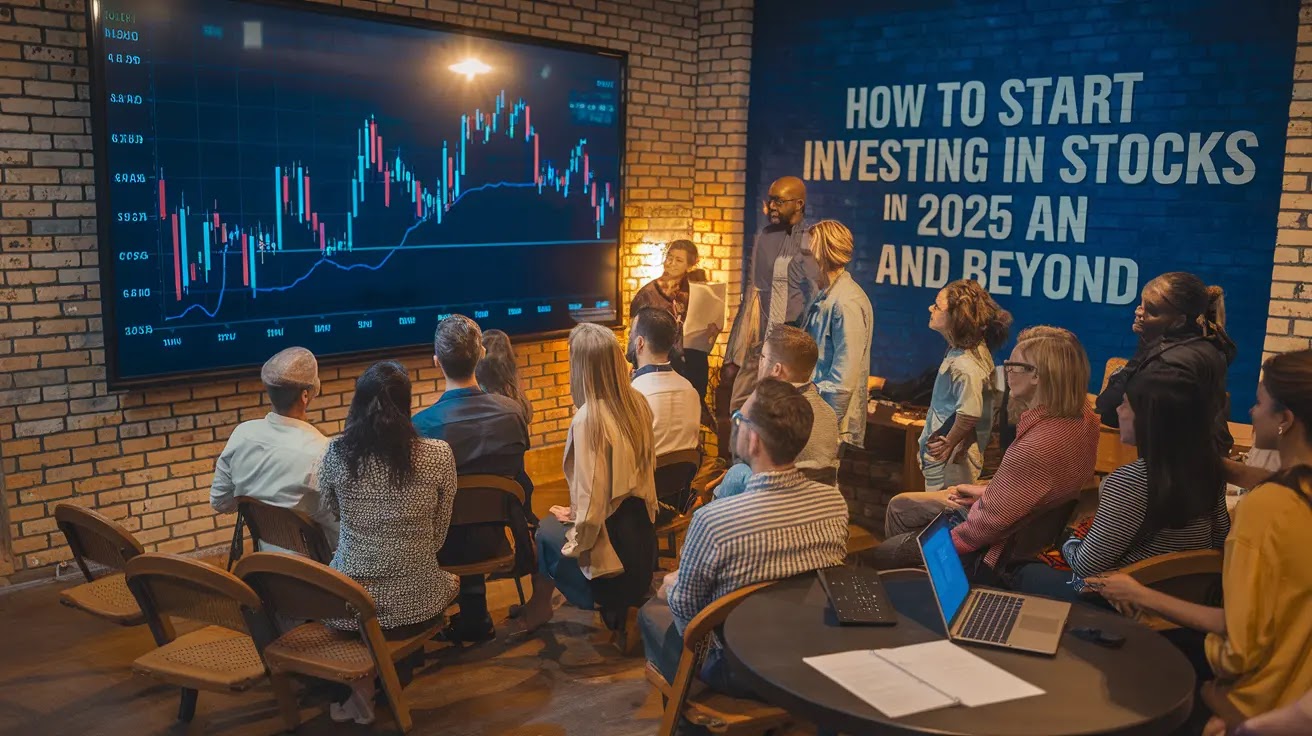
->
[414, 315, 531, 644]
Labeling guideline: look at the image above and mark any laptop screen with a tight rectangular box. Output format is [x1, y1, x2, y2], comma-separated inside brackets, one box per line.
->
[919, 515, 970, 624]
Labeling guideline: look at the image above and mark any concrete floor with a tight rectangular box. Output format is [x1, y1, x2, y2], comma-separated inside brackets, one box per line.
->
[0, 480, 667, 736]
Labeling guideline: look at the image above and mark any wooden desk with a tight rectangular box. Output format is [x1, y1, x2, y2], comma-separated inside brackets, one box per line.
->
[868, 403, 926, 491]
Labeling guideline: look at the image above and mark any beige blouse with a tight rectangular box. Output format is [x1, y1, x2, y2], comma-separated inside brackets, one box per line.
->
[560, 403, 657, 579]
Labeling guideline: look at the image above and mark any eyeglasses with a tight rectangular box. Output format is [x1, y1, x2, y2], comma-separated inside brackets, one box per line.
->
[763, 196, 803, 208]
[731, 409, 755, 429]
[1003, 361, 1036, 374]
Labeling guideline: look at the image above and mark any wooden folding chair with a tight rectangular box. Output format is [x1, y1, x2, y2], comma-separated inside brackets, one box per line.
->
[235, 552, 438, 733]
[654, 449, 704, 561]
[645, 582, 790, 736]
[124, 553, 271, 723]
[441, 474, 531, 608]
[1117, 550, 1223, 631]
[225, 496, 334, 570]
[54, 504, 146, 626]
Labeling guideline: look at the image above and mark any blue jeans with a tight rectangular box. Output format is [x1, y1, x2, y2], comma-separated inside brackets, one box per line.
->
[535, 516, 595, 610]
[714, 463, 752, 501]
[638, 598, 755, 699]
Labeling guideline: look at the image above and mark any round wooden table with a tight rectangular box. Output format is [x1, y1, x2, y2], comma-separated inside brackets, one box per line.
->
[722, 571, 1195, 736]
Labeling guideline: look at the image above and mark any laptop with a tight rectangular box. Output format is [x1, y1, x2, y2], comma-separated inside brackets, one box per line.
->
[917, 512, 1070, 655]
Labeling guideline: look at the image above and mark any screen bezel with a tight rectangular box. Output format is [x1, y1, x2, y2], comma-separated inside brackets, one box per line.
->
[85, 0, 627, 391]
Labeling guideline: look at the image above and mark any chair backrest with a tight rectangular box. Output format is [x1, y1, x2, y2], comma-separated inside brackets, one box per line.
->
[124, 553, 265, 646]
[55, 504, 145, 582]
[657, 580, 775, 736]
[237, 497, 334, 564]
[996, 497, 1079, 569]
[1096, 425, 1138, 476]
[655, 449, 701, 513]
[1119, 549, 1224, 612]
[235, 552, 377, 630]
[451, 474, 526, 527]
[1101, 357, 1128, 392]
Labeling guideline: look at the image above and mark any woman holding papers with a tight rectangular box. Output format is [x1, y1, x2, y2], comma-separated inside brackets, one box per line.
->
[630, 239, 720, 414]
[1092, 349, 1312, 735]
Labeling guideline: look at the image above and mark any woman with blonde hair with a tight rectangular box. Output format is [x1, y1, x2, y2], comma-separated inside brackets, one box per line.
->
[918, 279, 1013, 490]
[517, 322, 658, 633]
[872, 326, 1099, 579]
[801, 219, 874, 448]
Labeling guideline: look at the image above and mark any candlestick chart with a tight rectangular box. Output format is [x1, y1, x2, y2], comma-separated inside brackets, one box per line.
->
[93, 0, 622, 384]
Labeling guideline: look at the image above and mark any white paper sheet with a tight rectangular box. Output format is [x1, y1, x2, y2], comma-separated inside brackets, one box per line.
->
[804, 642, 1043, 719]
[875, 640, 1045, 708]
[683, 281, 727, 353]
[804, 650, 957, 718]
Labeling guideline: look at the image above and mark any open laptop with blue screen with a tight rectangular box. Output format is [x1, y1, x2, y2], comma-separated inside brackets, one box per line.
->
[917, 512, 1070, 655]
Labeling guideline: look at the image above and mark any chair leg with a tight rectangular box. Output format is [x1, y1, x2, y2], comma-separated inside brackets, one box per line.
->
[513, 575, 526, 607]
[269, 672, 301, 731]
[177, 688, 198, 722]
[376, 662, 413, 733]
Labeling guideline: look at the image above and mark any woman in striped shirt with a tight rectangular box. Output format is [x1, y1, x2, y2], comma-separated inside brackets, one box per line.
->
[1012, 363, 1229, 598]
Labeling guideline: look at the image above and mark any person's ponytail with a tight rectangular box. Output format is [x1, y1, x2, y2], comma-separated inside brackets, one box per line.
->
[1204, 285, 1226, 332]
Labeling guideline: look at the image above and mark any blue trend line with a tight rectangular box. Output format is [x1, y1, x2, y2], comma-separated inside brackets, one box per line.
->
[165, 180, 539, 321]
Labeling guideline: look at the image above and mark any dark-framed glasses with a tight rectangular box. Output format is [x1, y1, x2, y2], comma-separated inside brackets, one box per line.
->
[1003, 361, 1036, 374]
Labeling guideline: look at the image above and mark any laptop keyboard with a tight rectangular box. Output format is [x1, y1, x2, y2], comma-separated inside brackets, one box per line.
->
[960, 591, 1022, 643]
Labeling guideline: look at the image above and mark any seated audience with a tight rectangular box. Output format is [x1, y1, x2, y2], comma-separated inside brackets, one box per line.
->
[716, 325, 839, 500]
[517, 323, 658, 634]
[478, 328, 535, 424]
[802, 219, 874, 448]
[413, 315, 532, 644]
[639, 378, 848, 694]
[1093, 350, 1312, 732]
[317, 361, 458, 724]
[1097, 271, 1237, 453]
[477, 327, 539, 523]
[918, 279, 1012, 490]
[871, 327, 1098, 577]
[1012, 364, 1230, 599]
[628, 307, 702, 458]
[211, 346, 335, 552]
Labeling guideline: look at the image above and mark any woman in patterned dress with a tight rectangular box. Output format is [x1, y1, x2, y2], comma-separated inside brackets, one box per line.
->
[317, 360, 458, 724]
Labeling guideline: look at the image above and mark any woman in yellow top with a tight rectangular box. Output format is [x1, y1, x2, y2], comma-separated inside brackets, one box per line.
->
[517, 322, 659, 634]
[1094, 349, 1312, 733]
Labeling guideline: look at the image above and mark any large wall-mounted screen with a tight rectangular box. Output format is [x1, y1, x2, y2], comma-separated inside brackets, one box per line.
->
[90, 0, 623, 386]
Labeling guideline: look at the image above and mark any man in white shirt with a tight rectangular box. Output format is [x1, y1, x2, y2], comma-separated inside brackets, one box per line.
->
[628, 307, 701, 457]
[210, 346, 335, 549]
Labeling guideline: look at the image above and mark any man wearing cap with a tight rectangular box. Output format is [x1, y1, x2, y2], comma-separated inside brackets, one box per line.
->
[210, 346, 336, 550]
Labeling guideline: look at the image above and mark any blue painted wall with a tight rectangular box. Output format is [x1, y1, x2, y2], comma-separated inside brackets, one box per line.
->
[746, 0, 1300, 417]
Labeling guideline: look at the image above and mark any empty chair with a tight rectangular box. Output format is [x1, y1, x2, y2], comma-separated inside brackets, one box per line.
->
[226, 495, 334, 569]
[235, 552, 438, 733]
[54, 504, 146, 626]
[440, 474, 531, 608]
[123, 553, 270, 723]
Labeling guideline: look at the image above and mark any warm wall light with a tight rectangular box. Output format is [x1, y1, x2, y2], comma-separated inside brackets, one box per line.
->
[448, 58, 492, 80]
[632, 241, 667, 284]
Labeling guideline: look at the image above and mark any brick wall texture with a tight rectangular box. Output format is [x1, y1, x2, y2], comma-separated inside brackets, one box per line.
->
[0, 0, 752, 579]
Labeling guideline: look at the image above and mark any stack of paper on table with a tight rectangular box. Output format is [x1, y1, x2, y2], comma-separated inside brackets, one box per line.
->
[803, 640, 1044, 718]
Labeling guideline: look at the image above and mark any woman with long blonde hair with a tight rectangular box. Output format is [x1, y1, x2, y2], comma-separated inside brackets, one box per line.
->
[802, 219, 874, 449]
[517, 323, 658, 633]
